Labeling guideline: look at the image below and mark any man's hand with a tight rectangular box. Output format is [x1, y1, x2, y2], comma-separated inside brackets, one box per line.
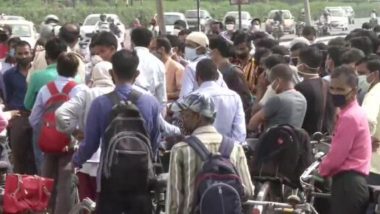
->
[372, 136, 380, 153]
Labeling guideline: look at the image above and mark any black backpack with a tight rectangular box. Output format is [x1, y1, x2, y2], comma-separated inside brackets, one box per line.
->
[101, 90, 154, 193]
[185, 136, 245, 214]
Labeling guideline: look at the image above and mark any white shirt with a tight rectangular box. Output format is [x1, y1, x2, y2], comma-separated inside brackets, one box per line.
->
[179, 55, 227, 98]
[192, 81, 246, 143]
[134, 46, 167, 106]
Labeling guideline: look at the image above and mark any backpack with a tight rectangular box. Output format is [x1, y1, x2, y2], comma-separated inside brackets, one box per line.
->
[38, 81, 76, 153]
[185, 136, 245, 214]
[101, 90, 154, 193]
[251, 124, 312, 188]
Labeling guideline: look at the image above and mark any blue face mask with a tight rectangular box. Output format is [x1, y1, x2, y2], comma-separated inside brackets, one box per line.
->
[8, 48, 15, 57]
[184, 47, 199, 61]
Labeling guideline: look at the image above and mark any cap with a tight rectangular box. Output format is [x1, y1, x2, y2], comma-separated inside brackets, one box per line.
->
[186, 32, 209, 48]
[171, 93, 216, 119]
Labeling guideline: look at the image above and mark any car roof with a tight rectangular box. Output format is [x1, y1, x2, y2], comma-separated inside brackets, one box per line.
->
[86, 14, 119, 19]
[269, 9, 291, 12]
[164, 12, 185, 16]
[0, 20, 34, 25]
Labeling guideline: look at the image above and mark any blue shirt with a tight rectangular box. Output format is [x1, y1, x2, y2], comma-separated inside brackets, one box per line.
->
[3, 66, 27, 110]
[72, 83, 161, 168]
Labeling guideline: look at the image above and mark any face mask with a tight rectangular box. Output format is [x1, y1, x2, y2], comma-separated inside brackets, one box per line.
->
[226, 24, 235, 31]
[184, 47, 198, 61]
[331, 90, 352, 107]
[251, 24, 260, 32]
[8, 48, 15, 57]
[16, 57, 31, 67]
[366, 72, 376, 86]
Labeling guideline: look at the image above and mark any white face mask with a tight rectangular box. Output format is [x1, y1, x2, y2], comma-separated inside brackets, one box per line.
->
[251, 24, 260, 32]
[184, 47, 199, 61]
[172, 29, 181, 36]
[226, 24, 235, 31]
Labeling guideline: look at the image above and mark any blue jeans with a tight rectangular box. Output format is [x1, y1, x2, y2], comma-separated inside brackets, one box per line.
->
[32, 127, 44, 174]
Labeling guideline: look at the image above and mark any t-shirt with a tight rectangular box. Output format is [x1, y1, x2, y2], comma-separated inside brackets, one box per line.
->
[295, 78, 334, 134]
[263, 89, 307, 129]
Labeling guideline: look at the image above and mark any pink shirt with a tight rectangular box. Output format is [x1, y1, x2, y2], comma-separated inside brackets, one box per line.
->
[0, 110, 8, 133]
[319, 100, 371, 177]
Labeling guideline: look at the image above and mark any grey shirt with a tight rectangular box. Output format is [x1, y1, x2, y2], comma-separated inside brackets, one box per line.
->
[263, 89, 307, 129]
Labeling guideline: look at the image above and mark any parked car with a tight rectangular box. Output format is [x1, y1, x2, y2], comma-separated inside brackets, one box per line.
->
[324, 7, 349, 31]
[0, 20, 38, 47]
[185, 9, 212, 32]
[223, 11, 252, 30]
[164, 12, 188, 34]
[265, 10, 296, 34]
[0, 15, 25, 21]
[342, 6, 355, 24]
[80, 14, 125, 48]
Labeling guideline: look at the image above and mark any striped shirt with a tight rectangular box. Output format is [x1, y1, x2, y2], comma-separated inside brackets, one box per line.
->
[166, 125, 254, 214]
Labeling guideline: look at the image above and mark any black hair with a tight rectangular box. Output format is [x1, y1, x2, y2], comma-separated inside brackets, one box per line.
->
[251, 31, 269, 42]
[7, 37, 21, 47]
[340, 48, 365, 65]
[174, 20, 187, 29]
[15, 40, 31, 50]
[349, 36, 373, 56]
[290, 42, 308, 52]
[327, 46, 347, 68]
[59, 23, 80, 44]
[131, 27, 153, 47]
[156, 37, 172, 54]
[232, 31, 251, 47]
[45, 38, 67, 61]
[57, 52, 79, 77]
[367, 59, 380, 75]
[254, 48, 272, 65]
[270, 64, 293, 82]
[331, 65, 358, 88]
[299, 47, 322, 69]
[362, 22, 371, 30]
[178, 29, 192, 36]
[209, 36, 232, 58]
[328, 37, 348, 48]
[91, 31, 118, 49]
[196, 59, 219, 81]
[264, 54, 287, 70]
[166, 34, 180, 48]
[255, 38, 278, 49]
[251, 18, 261, 25]
[302, 26, 316, 37]
[271, 45, 289, 56]
[374, 25, 380, 33]
[310, 43, 328, 70]
[211, 20, 224, 29]
[225, 16, 236, 24]
[111, 50, 140, 80]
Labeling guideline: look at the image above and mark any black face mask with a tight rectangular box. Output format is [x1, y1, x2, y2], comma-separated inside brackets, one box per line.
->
[16, 57, 31, 67]
[0, 34, 9, 43]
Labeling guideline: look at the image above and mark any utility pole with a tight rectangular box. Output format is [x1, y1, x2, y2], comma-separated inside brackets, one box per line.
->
[197, 0, 200, 31]
[156, 0, 166, 35]
[304, 0, 312, 26]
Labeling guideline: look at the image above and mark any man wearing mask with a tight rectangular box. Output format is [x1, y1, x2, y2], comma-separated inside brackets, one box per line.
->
[251, 18, 262, 33]
[0, 25, 12, 61]
[208, 20, 223, 37]
[319, 65, 371, 214]
[180, 32, 226, 98]
[361, 59, 380, 186]
[220, 16, 236, 44]
[3, 40, 36, 174]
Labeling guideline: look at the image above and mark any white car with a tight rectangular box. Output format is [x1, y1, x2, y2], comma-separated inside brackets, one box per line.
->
[223, 11, 252, 30]
[164, 12, 188, 34]
[325, 7, 349, 31]
[80, 14, 125, 47]
[265, 10, 296, 34]
[342, 6, 355, 24]
[0, 15, 25, 21]
[185, 10, 212, 32]
[0, 20, 38, 47]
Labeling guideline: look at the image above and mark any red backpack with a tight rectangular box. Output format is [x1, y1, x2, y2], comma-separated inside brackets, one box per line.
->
[38, 81, 76, 153]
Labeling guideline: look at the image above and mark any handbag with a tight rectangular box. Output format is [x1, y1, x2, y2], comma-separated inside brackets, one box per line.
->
[3, 174, 54, 213]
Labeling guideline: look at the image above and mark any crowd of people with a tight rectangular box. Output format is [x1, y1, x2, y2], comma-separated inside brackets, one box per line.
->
[0, 12, 378, 214]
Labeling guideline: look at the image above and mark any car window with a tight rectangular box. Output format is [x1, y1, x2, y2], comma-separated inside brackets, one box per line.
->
[329, 9, 345, 17]
[11, 24, 31, 37]
[84, 16, 100, 26]
[165, 15, 182, 25]
[185, 11, 206, 18]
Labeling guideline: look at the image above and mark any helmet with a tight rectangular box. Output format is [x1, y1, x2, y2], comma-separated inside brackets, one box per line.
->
[44, 14, 59, 24]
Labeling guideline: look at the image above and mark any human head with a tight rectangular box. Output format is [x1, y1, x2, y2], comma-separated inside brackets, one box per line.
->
[210, 20, 223, 35]
[271, 45, 289, 56]
[196, 58, 219, 85]
[340, 48, 365, 68]
[100, 14, 107, 22]
[251, 18, 261, 32]
[44, 14, 59, 24]
[0, 24, 12, 43]
[45, 38, 68, 64]
[298, 47, 323, 76]
[349, 36, 373, 56]
[209, 36, 232, 65]
[111, 49, 140, 83]
[330, 65, 358, 107]
[5, 37, 21, 63]
[224, 16, 236, 32]
[269, 64, 294, 93]
[91, 31, 118, 61]
[171, 93, 216, 133]
[328, 37, 348, 48]
[59, 23, 80, 46]
[263, 54, 287, 75]
[355, 54, 380, 76]
[174, 20, 187, 31]
[90, 61, 114, 87]
[290, 42, 309, 66]
[310, 43, 328, 76]
[57, 52, 79, 78]
[150, 36, 171, 62]
[254, 48, 272, 68]
[14, 40, 32, 68]
[178, 29, 192, 43]
[185, 32, 209, 61]
[232, 31, 252, 61]
[131, 27, 153, 48]
[325, 46, 347, 74]
[254, 38, 278, 49]
[366, 59, 380, 86]
[374, 25, 380, 34]
[302, 26, 317, 44]
[362, 22, 371, 30]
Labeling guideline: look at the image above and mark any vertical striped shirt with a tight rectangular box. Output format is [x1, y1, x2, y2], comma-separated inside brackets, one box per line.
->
[166, 125, 254, 214]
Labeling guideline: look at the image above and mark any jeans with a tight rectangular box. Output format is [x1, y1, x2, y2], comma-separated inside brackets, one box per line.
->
[32, 126, 44, 174]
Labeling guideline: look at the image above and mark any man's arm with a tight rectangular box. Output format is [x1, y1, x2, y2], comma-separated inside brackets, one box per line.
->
[232, 95, 247, 143]
[166, 145, 184, 214]
[248, 109, 265, 131]
[179, 66, 195, 98]
[28, 89, 45, 127]
[235, 145, 255, 198]
[362, 92, 380, 135]
[24, 73, 38, 110]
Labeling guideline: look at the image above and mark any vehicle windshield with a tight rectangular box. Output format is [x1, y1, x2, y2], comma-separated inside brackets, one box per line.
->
[10, 24, 31, 37]
[185, 11, 206, 18]
[164, 15, 182, 25]
[268, 11, 292, 19]
[84, 16, 101, 26]
[329, 9, 345, 17]
[225, 12, 249, 20]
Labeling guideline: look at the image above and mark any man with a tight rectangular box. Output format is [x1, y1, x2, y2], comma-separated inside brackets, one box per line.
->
[361, 59, 380, 185]
[289, 42, 309, 66]
[192, 59, 246, 143]
[248, 64, 307, 131]
[91, 31, 118, 62]
[319, 65, 371, 214]
[323, 46, 347, 81]
[29, 52, 86, 214]
[180, 32, 226, 98]
[220, 16, 236, 44]
[209, 36, 253, 122]
[302, 26, 317, 44]
[3, 40, 36, 174]
[295, 47, 335, 134]
[208, 20, 223, 37]
[251, 18, 262, 33]
[0, 25, 12, 60]
[166, 93, 254, 214]
[174, 20, 188, 38]
[131, 27, 167, 107]
[72, 50, 161, 213]
[97, 14, 110, 32]
[28, 23, 86, 83]
[150, 36, 184, 101]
